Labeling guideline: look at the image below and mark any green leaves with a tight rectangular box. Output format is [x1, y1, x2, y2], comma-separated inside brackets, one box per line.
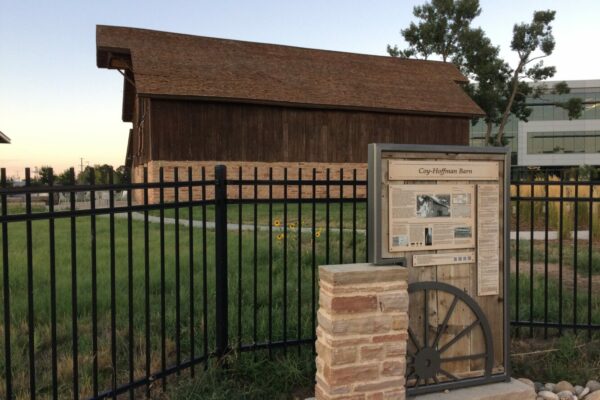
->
[388, 0, 482, 62]
[388, 3, 583, 147]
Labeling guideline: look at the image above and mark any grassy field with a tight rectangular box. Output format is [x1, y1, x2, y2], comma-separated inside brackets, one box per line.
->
[149, 202, 368, 231]
[0, 203, 365, 399]
[511, 240, 600, 274]
[511, 181, 600, 237]
[4, 198, 600, 398]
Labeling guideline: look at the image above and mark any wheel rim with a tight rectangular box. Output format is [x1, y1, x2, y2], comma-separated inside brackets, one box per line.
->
[406, 281, 494, 388]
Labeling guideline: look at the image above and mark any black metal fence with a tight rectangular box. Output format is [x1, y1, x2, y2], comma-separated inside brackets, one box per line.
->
[1, 164, 600, 398]
[0, 165, 367, 399]
[510, 172, 600, 338]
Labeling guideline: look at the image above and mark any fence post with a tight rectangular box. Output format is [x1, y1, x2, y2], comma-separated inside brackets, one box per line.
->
[214, 165, 229, 359]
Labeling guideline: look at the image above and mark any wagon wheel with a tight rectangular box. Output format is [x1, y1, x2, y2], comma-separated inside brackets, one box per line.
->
[406, 281, 494, 388]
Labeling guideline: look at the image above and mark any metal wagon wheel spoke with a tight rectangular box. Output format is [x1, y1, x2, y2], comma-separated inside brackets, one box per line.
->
[408, 326, 422, 351]
[431, 295, 459, 349]
[406, 281, 495, 393]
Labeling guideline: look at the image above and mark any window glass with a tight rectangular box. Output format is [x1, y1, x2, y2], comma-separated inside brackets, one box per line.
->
[574, 136, 585, 153]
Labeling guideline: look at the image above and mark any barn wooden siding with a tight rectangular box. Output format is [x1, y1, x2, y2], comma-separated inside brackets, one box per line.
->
[130, 99, 470, 167]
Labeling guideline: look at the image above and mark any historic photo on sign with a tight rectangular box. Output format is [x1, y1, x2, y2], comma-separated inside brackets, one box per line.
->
[416, 194, 451, 218]
[388, 184, 475, 252]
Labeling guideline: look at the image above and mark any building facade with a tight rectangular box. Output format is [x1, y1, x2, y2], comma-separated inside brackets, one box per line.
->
[470, 79, 600, 167]
[97, 26, 483, 201]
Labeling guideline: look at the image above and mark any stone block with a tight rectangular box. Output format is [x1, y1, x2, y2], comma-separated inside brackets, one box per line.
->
[316, 264, 408, 400]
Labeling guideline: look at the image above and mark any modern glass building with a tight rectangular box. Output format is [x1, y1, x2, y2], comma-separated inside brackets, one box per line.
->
[470, 80, 600, 167]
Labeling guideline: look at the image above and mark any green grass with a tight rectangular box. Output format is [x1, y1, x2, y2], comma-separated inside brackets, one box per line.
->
[4, 200, 600, 398]
[510, 271, 600, 335]
[0, 205, 365, 399]
[511, 239, 600, 274]
[509, 272, 600, 385]
[165, 352, 315, 400]
[511, 334, 600, 385]
[149, 202, 367, 230]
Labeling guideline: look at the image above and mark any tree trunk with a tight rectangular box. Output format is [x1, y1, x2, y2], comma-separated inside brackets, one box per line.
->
[484, 121, 493, 146]
[495, 63, 523, 146]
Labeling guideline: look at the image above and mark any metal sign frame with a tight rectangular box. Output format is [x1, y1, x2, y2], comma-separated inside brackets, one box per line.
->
[367, 143, 511, 394]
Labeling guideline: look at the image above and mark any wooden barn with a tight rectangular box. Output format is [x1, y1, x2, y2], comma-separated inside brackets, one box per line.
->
[96, 25, 483, 200]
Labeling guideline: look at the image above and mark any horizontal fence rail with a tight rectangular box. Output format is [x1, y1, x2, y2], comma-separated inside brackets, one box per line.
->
[1, 164, 599, 398]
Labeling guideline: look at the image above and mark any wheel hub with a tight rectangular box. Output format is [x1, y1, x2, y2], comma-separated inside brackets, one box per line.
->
[413, 347, 441, 380]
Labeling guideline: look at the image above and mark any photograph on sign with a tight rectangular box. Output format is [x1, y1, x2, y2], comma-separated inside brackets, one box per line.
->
[388, 184, 475, 252]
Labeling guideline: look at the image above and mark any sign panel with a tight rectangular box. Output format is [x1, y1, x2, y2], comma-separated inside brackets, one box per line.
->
[477, 184, 500, 295]
[368, 144, 510, 393]
[388, 184, 475, 252]
[388, 160, 499, 181]
[413, 251, 475, 267]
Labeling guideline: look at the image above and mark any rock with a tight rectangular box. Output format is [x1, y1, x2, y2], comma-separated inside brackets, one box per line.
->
[585, 391, 600, 400]
[587, 380, 600, 393]
[583, 390, 600, 400]
[519, 378, 536, 389]
[538, 390, 559, 400]
[575, 386, 584, 395]
[546, 383, 557, 392]
[556, 390, 574, 399]
[580, 387, 590, 398]
[536, 382, 545, 392]
[555, 381, 575, 394]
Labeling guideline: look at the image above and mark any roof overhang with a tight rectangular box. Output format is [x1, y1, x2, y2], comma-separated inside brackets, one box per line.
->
[96, 25, 485, 120]
[0, 131, 10, 144]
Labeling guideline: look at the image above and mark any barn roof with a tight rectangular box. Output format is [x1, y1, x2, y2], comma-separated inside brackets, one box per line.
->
[0, 131, 10, 144]
[96, 25, 484, 120]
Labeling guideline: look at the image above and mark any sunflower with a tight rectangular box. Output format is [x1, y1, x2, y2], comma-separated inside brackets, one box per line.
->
[273, 218, 281, 227]
[276, 233, 285, 240]
[288, 222, 296, 229]
[315, 231, 321, 238]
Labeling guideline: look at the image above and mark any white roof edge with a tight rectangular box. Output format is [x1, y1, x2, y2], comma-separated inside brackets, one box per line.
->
[535, 79, 600, 89]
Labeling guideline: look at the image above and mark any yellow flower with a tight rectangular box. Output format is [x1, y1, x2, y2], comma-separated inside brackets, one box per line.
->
[276, 233, 284, 240]
[273, 219, 281, 227]
[288, 222, 296, 229]
[315, 231, 321, 238]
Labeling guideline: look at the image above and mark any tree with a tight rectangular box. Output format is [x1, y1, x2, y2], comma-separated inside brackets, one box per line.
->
[56, 168, 75, 186]
[115, 165, 130, 184]
[37, 166, 54, 185]
[388, 2, 583, 146]
[494, 10, 582, 145]
[77, 166, 94, 184]
[387, 0, 481, 62]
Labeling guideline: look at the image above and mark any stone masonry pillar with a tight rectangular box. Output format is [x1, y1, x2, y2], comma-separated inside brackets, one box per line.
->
[315, 264, 409, 400]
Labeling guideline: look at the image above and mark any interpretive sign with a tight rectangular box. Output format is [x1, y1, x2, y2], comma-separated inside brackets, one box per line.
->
[367, 143, 511, 395]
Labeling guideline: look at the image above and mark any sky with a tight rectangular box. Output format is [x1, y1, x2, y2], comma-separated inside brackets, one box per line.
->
[1, 0, 599, 179]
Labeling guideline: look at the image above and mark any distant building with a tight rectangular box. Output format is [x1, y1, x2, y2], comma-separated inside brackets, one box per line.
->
[470, 79, 600, 168]
[0, 131, 10, 144]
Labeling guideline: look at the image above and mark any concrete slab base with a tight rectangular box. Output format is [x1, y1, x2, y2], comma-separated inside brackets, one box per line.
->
[306, 379, 535, 400]
[407, 379, 535, 400]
